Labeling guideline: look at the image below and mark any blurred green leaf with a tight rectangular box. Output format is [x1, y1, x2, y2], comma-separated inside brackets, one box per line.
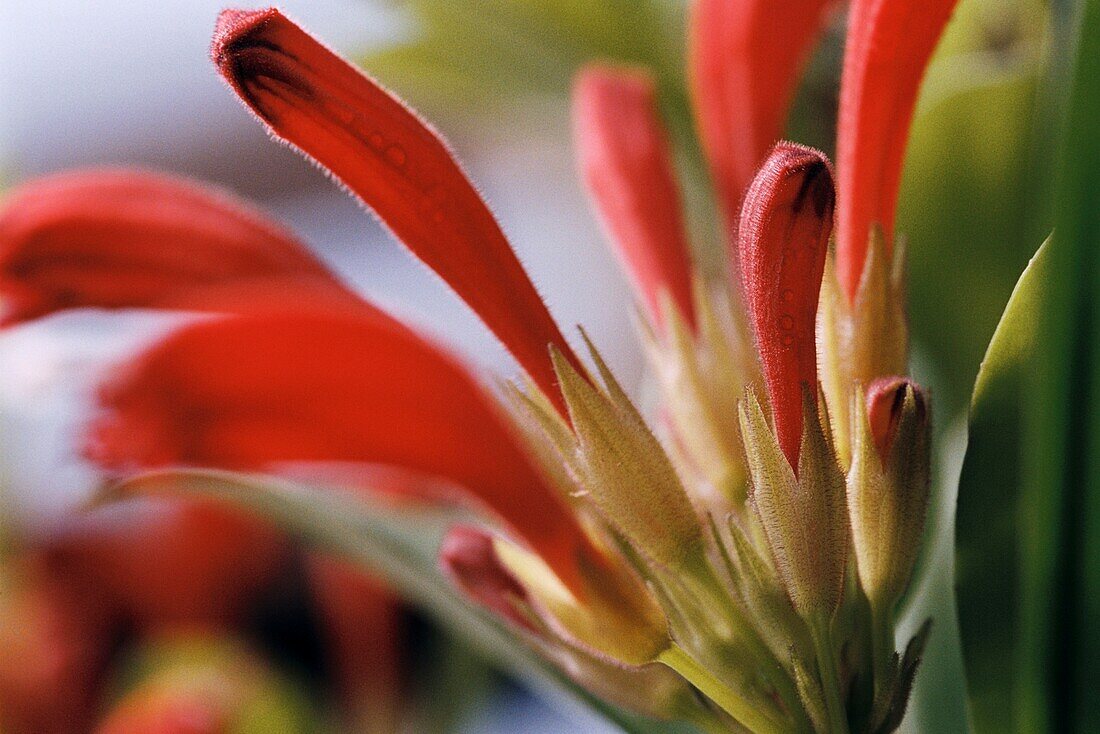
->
[363, 0, 687, 114]
[108, 471, 699, 734]
[957, 0, 1100, 728]
[1036, 0, 1100, 729]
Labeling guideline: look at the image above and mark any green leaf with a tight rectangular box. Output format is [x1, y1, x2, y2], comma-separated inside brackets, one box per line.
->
[362, 0, 687, 113]
[956, 0, 1100, 728]
[956, 238, 1050, 732]
[107, 470, 698, 734]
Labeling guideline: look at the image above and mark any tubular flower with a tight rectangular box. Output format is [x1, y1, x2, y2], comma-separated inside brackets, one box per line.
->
[0, 1, 956, 730]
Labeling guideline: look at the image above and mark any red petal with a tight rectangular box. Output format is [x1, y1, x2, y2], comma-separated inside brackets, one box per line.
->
[689, 0, 836, 245]
[573, 65, 696, 330]
[0, 558, 110, 734]
[43, 499, 287, 629]
[439, 525, 534, 631]
[836, 0, 959, 301]
[211, 8, 581, 414]
[0, 169, 350, 325]
[96, 690, 226, 734]
[305, 556, 402, 731]
[88, 310, 596, 594]
[739, 143, 834, 468]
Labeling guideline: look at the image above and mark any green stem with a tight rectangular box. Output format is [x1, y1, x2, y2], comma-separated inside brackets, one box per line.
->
[659, 644, 789, 734]
[870, 603, 896, 702]
[689, 555, 810, 730]
[810, 616, 850, 734]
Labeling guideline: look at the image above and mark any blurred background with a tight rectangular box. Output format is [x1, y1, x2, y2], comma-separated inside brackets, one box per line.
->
[0, 0, 1059, 731]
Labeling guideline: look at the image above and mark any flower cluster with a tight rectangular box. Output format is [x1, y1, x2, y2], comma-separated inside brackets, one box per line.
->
[0, 1, 956, 731]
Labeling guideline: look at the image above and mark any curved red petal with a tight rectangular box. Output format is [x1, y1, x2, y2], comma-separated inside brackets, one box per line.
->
[305, 556, 402, 731]
[836, 0, 959, 301]
[0, 169, 350, 326]
[573, 65, 696, 331]
[87, 310, 595, 593]
[42, 499, 287, 629]
[211, 8, 580, 413]
[739, 143, 835, 468]
[689, 0, 836, 246]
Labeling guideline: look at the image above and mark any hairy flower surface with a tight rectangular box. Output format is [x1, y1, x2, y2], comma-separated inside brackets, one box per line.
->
[0, 2, 958, 731]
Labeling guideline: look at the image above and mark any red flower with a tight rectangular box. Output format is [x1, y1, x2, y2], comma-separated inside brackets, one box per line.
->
[0, 2, 958, 728]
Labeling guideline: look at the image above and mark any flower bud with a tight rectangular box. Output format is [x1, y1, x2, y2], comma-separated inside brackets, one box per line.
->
[738, 142, 834, 470]
[847, 377, 931, 610]
[440, 527, 692, 719]
[639, 288, 752, 508]
[492, 535, 671, 667]
[439, 525, 535, 632]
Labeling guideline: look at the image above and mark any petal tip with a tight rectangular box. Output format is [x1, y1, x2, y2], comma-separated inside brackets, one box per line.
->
[866, 376, 927, 460]
[211, 7, 280, 68]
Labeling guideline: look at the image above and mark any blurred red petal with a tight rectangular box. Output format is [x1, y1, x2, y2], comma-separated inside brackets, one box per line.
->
[739, 143, 834, 468]
[95, 690, 226, 734]
[0, 170, 350, 325]
[211, 8, 581, 413]
[439, 525, 533, 631]
[573, 66, 696, 331]
[688, 0, 836, 245]
[305, 556, 402, 732]
[836, 0, 959, 301]
[88, 310, 596, 594]
[0, 558, 111, 734]
[43, 499, 287, 629]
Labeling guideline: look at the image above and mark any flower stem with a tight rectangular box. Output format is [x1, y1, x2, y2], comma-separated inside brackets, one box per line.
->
[659, 644, 789, 734]
[810, 616, 850, 734]
[688, 554, 810, 729]
[870, 604, 896, 701]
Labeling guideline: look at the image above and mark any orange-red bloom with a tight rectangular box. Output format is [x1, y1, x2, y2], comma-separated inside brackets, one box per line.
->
[0, 2, 960, 727]
[43, 500, 286, 629]
[88, 309, 599, 595]
[211, 8, 583, 416]
[0, 170, 353, 326]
